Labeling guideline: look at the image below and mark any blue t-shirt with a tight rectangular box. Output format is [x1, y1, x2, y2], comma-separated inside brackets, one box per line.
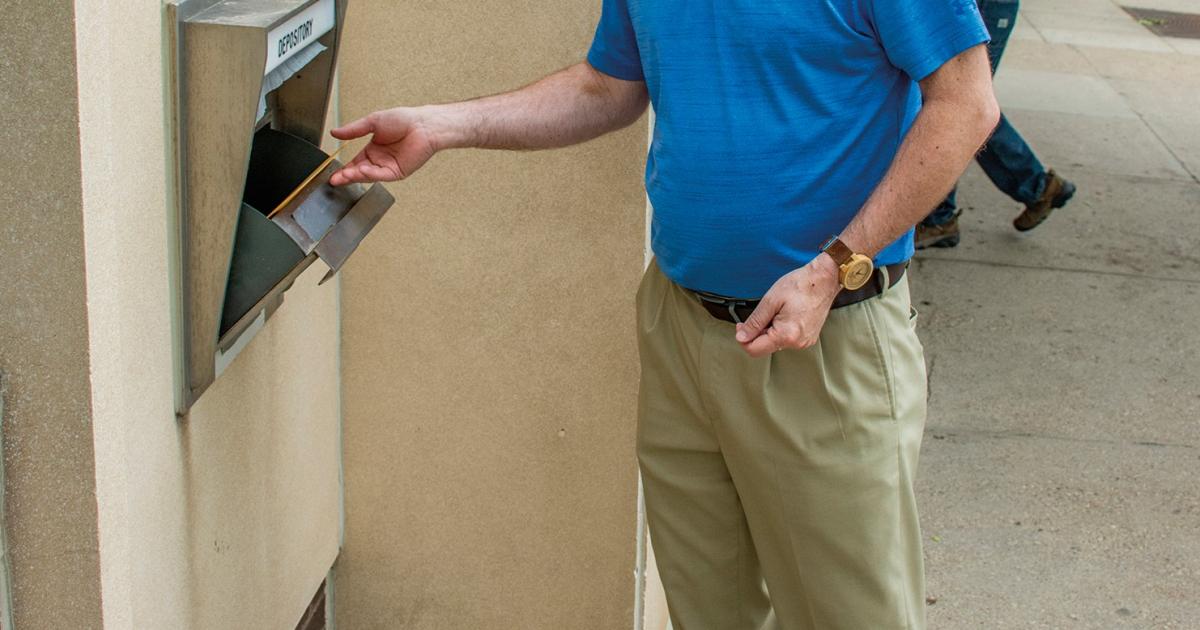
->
[588, 0, 989, 297]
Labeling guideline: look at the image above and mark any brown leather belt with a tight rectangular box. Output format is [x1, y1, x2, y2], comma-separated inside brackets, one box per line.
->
[692, 263, 907, 325]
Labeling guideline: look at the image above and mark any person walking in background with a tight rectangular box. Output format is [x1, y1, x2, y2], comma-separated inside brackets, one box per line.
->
[916, 0, 1076, 249]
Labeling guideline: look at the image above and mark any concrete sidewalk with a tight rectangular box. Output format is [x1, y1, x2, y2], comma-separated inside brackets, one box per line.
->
[913, 0, 1200, 628]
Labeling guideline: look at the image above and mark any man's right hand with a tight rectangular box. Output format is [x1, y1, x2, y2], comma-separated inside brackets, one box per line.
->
[329, 107, 443, 186]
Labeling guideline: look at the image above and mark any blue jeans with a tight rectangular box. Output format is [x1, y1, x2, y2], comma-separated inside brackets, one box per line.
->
[925, 0, 1047, 226]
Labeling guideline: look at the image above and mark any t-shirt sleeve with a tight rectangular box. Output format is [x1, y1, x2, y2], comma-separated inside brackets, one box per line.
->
[867, 0, 991, 81]
[586, 0, 645, 81]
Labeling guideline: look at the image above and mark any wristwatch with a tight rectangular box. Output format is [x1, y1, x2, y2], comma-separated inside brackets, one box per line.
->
[820, 236, 874, 290]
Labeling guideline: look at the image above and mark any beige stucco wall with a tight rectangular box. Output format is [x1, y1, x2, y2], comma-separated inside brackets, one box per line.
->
[76, 2, 343, 628]
[0, 2, 104, 628]
[336, 2, 650, 628]
[5, 1, 652, 627]
[2, 1, 344, 628]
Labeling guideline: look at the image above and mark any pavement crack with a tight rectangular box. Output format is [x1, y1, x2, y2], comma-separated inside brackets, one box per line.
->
[1072, 39, 1200, 185]
[1131, 109, 1200, 185]
[926, 426, 1196, 450]
[916, 255, 1200, 286]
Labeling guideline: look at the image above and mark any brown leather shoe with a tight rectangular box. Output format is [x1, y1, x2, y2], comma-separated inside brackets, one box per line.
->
[1013, 169, 1076, 232]
[915, 213, 961, 249]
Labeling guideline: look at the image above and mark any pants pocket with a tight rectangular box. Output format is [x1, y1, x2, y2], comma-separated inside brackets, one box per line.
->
[863, 299, 899, 420]
[816, 301, 898, 445]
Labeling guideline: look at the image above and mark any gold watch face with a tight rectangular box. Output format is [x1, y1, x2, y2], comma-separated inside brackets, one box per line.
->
[842, 255, 874, 290]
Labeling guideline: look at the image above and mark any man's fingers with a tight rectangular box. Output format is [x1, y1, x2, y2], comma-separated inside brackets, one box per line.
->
[741, 327, 784, 358]
[331, 149, 385, 186]
[735, 297, 781, 343]
[331, 154, 400, 186]
[357, 162, 398, 182]
[330, 115, 374, 141]
[329, 162, 364, 186]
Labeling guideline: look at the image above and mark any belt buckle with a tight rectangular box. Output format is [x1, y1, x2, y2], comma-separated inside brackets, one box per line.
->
[694, 291, 752, 324]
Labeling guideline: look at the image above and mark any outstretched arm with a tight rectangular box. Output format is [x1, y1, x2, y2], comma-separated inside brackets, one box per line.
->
[329, 62, 649, 186]
[735, 44, 1000, 357]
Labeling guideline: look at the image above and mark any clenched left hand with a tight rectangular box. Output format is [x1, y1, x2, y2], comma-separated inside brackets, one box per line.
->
[734, 254, 842, 357]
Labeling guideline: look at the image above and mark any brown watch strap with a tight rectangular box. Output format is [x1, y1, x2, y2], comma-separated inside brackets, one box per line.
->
[821, 236, 854, 266]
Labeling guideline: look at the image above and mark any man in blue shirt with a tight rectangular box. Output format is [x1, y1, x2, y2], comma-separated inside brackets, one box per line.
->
[332, 0, 997, 626]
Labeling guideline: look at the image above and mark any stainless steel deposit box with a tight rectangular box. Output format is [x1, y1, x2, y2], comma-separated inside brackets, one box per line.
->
[168, 0, 394, 414]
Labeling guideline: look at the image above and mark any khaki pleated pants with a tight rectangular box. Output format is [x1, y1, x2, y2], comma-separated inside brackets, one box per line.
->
[636, 261, 928, 630]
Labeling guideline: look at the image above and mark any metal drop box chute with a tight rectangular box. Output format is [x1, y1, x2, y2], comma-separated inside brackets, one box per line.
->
[168, 0, 394, 414]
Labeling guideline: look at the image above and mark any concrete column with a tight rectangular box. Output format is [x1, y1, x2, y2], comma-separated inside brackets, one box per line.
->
[2, 2, 344, 627]
[0, 2, 104, 628]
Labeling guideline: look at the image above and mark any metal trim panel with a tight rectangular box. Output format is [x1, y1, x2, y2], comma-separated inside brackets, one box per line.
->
[171, 0, 352, 413]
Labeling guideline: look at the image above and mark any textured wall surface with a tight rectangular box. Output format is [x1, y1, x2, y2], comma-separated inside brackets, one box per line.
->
[336, 2, 649, 628]
[73, 2, 343, 628]
[1, 1, 344, 628]
[0, 1, 104, 628]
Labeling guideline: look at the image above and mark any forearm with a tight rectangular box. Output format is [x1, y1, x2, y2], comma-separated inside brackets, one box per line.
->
[834, 44, 1000, 260]
[840, 97, 999, 258]
[737, 87, 998, 354]
[426, 62, 648, 152]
